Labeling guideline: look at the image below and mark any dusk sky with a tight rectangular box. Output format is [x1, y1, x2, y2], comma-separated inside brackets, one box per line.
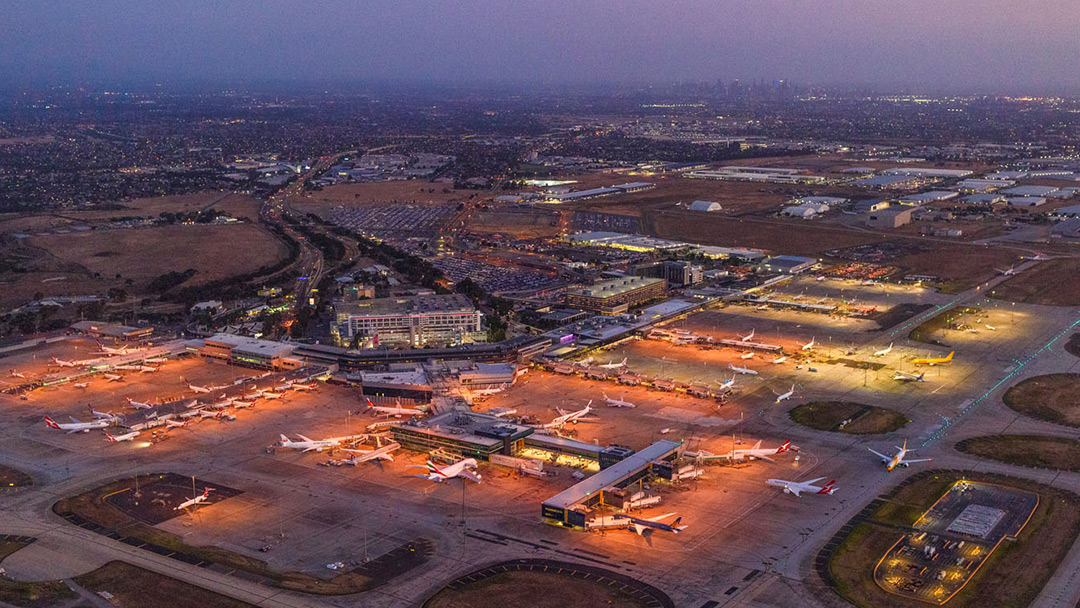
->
[4, 0, 1080, 92]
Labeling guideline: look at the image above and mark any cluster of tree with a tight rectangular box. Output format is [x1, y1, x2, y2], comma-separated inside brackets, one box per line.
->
[158, 209, 231, 224]
[291, 222, 346, 263]
[148, 269, 198, 294]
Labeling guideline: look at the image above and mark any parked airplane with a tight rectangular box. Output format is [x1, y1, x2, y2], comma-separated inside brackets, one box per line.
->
[691, 440, 793, 463]
[342, 441, 400, 464]
[471, 384, 508, 396]
[774, 384, 796, 404]
[9, 370, 25, 379]
[984, 324, 997, 331]
[51, 356, 77, 368]
[913, 351, 954, 366]
[231, 399, 256, 409]
[892, 370, 926, 383]
[105, 431, 141, 443]
[96, 341, 139, 356]
[138, 365, 159, 373]
[765, 477, 838, 497]
[143, 357, 168, 364]
[364, 398, 424, 418]
[44, 416, 110, 434]
[288, 382, 317, 391]
[175, 488, 212, 511]
[408, 458, 482, 483]
[125, 396, 154, 410]
[740, 351, 755, 360]
[602, 393, 636, 408]
[259, 391, 285, 400]
[868, 440, 932, 471]
[72, 382, 89, 389]
[279, 434, 344, 453]
[1029, 253, 1050, 261]
[102, 374, 123, 382]
[772, 355, 787, 364]
[611, 512, 687, 535]
[536, 402, 595, 428]
[872, 343, 894, 357]
[739, 329, 755, 342]
[88, 405, 120, 422]
[799, 337, 816, 351]
[717, 373, 734, 393]
[995, 266, 1019, 276]
[185, 380, 211, 394]
[727, 362, 758, 376]
[598, 358, 628, 370]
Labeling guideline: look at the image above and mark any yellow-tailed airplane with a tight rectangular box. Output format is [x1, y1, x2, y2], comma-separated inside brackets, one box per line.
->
[912, 351, 953, 366]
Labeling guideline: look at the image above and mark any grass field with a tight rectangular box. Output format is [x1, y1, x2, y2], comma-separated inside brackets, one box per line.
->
[423, 570, 650, 608]
[956, 435, 1080, 471]
[789, 401, 908, 434]
[990, 259, 1080, 306]
[0, 464, 31, 489]
[0, 540, 75, 607]
[908, 306, 982, 345]
[1003, 374, 1080, 428]
[27, 223, 287, 287]
[75, 561, 255, 608]
[296, 181, 474, 211]
[826, 470, 1080, 608]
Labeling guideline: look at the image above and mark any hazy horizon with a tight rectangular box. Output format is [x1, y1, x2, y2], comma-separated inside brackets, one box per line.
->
[4, 1, 1080, 95]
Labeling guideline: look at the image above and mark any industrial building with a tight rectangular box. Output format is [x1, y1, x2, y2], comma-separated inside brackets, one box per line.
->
[881, 167, 973, 178]
[334, 294, 484, 348]
[661, 261, 703, 287]
[1007, 197, 1048, 208]
[956, 179, 1013, 193]
[1002, 185, 1059, 197]
[543, 182, 654, 203]
[866, 207, 914, 229]
[541, 440, 681, 528]
[566, 276, 668, 315]
[70, 321, 154, 341]
[687, 200, 722, 212]
[390, 411, 533, 461]
[685, 167, 825, 184]
[757, 255, 817, 274]
[348, 366, 434, 403]
[898, 191, 959, 205]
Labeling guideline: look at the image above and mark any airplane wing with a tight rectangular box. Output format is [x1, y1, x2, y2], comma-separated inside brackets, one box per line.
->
[646, 512, 676, 522]
[460, 469, 482, 483]
[867, 448, 890, 461]
[404, 464, 430, 470]
[904, 458, 932, 464]
[755, 455, 776, 463]
[69, 416, 82, 424]
[788, 485, 802, 497]
[296, 434, 314, 442]
[631, 523, 647, 536]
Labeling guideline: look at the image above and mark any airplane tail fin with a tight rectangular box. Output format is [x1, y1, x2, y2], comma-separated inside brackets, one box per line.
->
[44, 417, 58, 429]
[945, 351, 954, 361]
[671, 517, 682, 530]
[279, 434, 289, 443]
[820, 481, 837, 494]
[105, 433, 116, 442]
[778, 440, 791, 453]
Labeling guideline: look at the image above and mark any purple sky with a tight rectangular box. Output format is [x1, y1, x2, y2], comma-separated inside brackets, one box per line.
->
[3, 0, 1079, 92]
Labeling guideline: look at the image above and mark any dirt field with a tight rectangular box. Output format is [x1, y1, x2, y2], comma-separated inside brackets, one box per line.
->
[25, 223, 288, 288]
[295, 181, 475, 212]
[75, 561, 255, 608]
[563, 173, 796, 218]
[957, 435, 1080, 471]
[789, 401, 908, 434]
[827, 470, 1080, 608]
[990, 259, 1080, 306]
[424, 570, 650, 608]
[467, 210, 562, 239]
[652, 213, 881, 255]
[0, 540, 75, 607]
[0, 464, 31, 488]
[1003, 374, 1080, 427]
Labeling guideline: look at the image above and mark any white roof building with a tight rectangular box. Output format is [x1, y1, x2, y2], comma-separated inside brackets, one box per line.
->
[688, 200, 722, 212]
[1002, 185, 1059, 197]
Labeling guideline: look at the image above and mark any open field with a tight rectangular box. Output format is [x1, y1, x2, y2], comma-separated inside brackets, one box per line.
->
[424, 569, 651, 608]
[0, 539, 76, 607]
[1003, 373, 1080, 427]
[652, 212, 880, 255]
[990, 259, 1080, 306]
[74, 561, 256, 608]
[562, 173, 796, 218]
[826, 470, 1080, 608]
[789, 401, 908, 434]
[24, 223, 287, 288]
[467, 209, 562, 239]
[0, 464, 32, 488]
[296, 181, 474, 212]
[956, 435, 1080, 471]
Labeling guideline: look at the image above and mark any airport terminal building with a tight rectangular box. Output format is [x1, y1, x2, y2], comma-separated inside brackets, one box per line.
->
[566, 276, 667, 315]
[334, 294, 484, 349]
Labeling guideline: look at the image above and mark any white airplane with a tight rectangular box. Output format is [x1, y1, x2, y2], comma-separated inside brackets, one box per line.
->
[598, 358, 628, 370]
[72, 382, 89, 389]
[9, 369, 25, 379]
[105, 430, 141, 443]
[799, 337, 816, 351]
[984, 324, 997, 331]
[143, 357, 168, 364]
[175, 488, 212, 511]
[611, 512, 687, 535]
[772, 355, 787, 364]
[733, 439, 792, 462]
[765, 477, 838, 497]
[51, 356, 77, 368]
[739, 329, 755, 342]
[471, 384, 507, 396]
[995, 267, 1019, 276]
[740, 351, 755, 360]
[125, 396, 154, 410]
[715, 375, 736, 391]
[602, 393, 636, 408]
[44, 416, 110, 434]
[868, 440, 932, 472]
[408, 458, 482, 483]
[728, 362, 758, 376]
[364, 398, 424, 418]
[138, 366, 159, 373]
[892, 370, 926, 383]
[185, 380, 211, 394]
[774, 384, 796, 404]
[163, 419, 188, 430]
[288, 382, 317, 391]
[279, 434, 344, 453]
[342, 441, 400, 464]
[87, 405, 120, 422]
[872, 343, 894, 357]
[231, 399, 256, 409]
[96, 341, 139, 356]
[260, 391, 285, 400]
[103, 374, 123, 382]
[1029, 253, 1049, 261]
[536, 402, 596, 428]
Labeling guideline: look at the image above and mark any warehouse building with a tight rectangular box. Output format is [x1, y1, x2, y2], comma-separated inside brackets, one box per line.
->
[390, 411, 533, 461]
[566, 276, 667, 315]
[687, 200, 722, 212]
[757, 255, 817, 274]
[334, 294, 484, 348]
[867, 207, 914, 229]
[201, 333, 302, 369]
[348, 366, 433, 403]
[899, 191, 959, 205]
[1007, 197, 1048, 208]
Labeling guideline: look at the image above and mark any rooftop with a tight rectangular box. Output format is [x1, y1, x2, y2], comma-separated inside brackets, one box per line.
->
[543, 440, 681, 509]
[337, 294, 477, 317]
[568, 276, 666, 299]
